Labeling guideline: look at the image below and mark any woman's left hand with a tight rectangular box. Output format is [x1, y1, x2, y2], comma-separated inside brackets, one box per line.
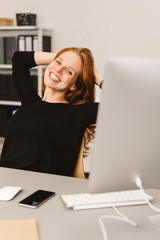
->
[94, 66, 103, 87]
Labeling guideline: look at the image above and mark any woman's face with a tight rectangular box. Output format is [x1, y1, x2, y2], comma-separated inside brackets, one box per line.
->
[44, 51, 82, 92]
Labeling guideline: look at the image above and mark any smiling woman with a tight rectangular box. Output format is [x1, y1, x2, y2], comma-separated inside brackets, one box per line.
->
[43, 50, 83, 101]
[0, 48, 103, 178]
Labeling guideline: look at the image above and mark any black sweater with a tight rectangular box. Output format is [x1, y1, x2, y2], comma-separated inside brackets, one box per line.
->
[0, 51, 99, 176]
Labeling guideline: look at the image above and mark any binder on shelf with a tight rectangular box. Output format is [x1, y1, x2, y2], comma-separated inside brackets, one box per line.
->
[4, 37, 17, 64]
[7, 74, 37, 101]
[0, 74, 38, 101]
[0, 75, 8, 100]
[0, 74, 19, 101]
[33, 35, 38, 51]
[0, 37, 5, 64]
[18, 35, 25, 51]
[0, 107, 12, 137]
[7, 75, 19, 101]
[43, 36, 51, 52]
[25, 36, 33, 51]
[17, 35, 51, 52]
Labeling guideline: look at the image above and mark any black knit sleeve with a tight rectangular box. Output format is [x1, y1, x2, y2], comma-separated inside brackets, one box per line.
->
[12, 51, 41, 107]
[82, 102, 99, 127]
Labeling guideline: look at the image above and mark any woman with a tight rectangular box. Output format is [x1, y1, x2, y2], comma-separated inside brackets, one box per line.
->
[0, 47, 103, 177]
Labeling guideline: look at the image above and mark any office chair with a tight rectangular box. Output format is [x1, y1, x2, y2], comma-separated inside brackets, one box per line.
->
[73, 138, 85, 179]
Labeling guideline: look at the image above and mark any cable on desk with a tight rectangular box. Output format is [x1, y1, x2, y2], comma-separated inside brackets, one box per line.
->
[99, 205, 138, 240]
[135, 177, 160, 213]
[112, 205, 137, 226]
[99, 177, 160, 240]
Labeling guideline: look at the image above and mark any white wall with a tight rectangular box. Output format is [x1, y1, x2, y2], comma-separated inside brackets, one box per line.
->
[1, 0, 160, 172]
[1, 0, 160, 72]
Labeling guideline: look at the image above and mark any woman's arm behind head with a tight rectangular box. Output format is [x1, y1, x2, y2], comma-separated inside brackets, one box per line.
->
[34, 52, 56, 65]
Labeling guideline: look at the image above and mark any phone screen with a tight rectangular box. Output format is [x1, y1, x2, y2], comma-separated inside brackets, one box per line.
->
[18, 190, 56, 208]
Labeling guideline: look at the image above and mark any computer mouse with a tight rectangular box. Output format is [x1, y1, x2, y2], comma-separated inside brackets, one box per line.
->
[147, 214, 160, 231]
[0, 186, 23, 201]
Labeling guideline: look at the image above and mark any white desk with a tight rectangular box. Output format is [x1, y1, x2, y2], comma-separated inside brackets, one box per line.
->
[0, 167, 160, 240]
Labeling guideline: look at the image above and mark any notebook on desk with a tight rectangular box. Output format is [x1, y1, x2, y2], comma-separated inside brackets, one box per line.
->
[61, 57, 160, 210]
[0, 219, 39, 240]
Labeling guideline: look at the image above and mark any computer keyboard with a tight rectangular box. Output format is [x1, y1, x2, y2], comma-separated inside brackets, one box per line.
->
[61, 189, 153, 210]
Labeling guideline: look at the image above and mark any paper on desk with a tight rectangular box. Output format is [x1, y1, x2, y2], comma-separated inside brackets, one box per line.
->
[0, 219, 39, 240]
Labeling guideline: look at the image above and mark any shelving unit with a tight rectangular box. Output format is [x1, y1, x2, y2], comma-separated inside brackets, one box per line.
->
[0, 26, 52, 106]
[0, 26, 52, 138]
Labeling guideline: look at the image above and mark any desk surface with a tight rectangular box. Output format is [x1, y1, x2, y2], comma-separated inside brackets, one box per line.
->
[0, 167, 160, 240]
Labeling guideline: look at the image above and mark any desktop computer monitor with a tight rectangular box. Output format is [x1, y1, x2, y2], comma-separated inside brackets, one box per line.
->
[89, 57, 160, 193]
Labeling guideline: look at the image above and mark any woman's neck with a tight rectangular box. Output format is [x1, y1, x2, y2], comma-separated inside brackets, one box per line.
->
[42, 87, 68, 103]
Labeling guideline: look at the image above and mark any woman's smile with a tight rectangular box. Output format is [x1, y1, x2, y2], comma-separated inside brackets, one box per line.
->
[50, 72, 61, 82]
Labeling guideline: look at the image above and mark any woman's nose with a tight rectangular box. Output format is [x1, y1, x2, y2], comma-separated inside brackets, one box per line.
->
[56, 65, 63, 74]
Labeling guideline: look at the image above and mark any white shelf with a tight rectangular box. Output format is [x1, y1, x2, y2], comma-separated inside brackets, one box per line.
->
[0, 100, 21, 106]
[0, 64, 12, 69]
[0, 26, 38, 31]
[0, 26, 52, 32]
[0, 65, 47, 70]
[0, 26, 52, 37]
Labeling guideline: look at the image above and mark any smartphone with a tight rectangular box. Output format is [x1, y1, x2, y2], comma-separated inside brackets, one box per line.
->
[18, 190, 56, 208]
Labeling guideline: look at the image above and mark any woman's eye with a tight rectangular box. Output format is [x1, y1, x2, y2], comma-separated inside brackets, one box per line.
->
[65, 69, 72, 75]
[56, 60, 61, 65]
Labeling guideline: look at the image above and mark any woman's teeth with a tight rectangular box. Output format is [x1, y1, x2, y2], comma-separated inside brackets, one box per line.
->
[50, 73, 60, 82]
